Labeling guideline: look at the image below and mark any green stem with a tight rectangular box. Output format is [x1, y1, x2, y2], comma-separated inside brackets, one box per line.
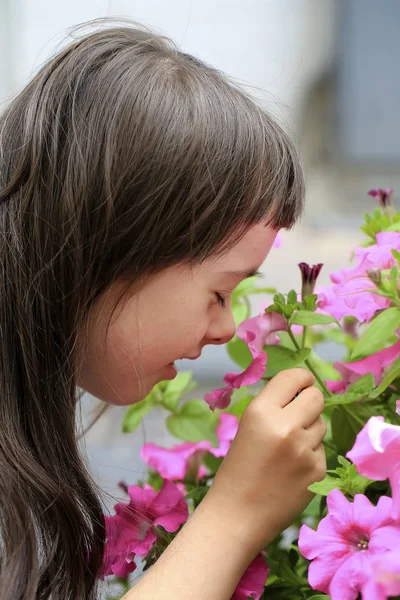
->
[287, 328, 333, 397]
[301, 325, 307, 349]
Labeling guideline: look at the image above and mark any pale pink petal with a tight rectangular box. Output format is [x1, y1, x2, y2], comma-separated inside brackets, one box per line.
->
[372, 550, 400, 597]
[272, 232, 282, 248]
[140, 441, 211, 480]
[210, 413, 238, 458]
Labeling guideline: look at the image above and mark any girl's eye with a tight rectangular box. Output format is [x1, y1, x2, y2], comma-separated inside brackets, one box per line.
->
[215, 292, 226, 308]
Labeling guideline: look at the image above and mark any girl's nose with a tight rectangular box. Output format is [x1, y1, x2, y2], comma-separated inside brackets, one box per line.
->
[205, 312, 236, 346]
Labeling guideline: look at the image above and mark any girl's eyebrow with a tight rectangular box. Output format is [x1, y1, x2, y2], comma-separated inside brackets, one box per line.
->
[221, 269, 262, 280]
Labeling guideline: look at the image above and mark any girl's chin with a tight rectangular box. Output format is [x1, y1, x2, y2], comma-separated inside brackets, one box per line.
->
[161, 362, 178, 380]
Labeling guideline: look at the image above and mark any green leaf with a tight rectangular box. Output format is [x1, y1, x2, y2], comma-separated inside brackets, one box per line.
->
[290, 310, 338, 327]
[226, 394, 254, 418]
[203, 452, 223, 473]
[351, 307, 400, 359]
[308, 596, 331, 600]
[264, 346, 311, 378]
[231, 301, 249, 327]
[308, 476, 341, 496]
[166, 399, 219, 445]
[227, 336, 252, 370]
[122, 394, 156, 433]
[369, 356, 400, 398]
[331, 403, 380, 455]
[163, 371, 196, 412]
[346, 373, 375, 396]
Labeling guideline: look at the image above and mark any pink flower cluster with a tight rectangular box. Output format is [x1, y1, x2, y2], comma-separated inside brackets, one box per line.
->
[204, 309, 287, 410]
[326, 340, 400, 394]
[299, 416, 400, 600]
[140, 412, 239, 481]
[101, 411, 269, 599]
[318, 232, 400, 323]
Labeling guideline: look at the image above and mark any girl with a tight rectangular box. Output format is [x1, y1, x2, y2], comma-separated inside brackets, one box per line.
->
[0, 20, 326, 600]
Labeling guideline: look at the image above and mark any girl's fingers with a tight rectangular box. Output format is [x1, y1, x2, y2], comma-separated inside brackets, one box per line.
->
[306, 416, 327, 450]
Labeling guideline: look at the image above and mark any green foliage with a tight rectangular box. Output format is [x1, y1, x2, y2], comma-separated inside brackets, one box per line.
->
[122, 393, 156, 433]
[309, 456, 374, 497]
[350, 307, 400, 359]
[290, 310, 338, 327]
[166, 399, 219, 445]
[264, 346, 310, 377]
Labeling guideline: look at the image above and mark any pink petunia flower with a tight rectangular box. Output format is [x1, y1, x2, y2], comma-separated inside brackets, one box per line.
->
[318, 231, 400, 323]
[231, 553, 269, 600]
[101, 480, 188, 578]
[205, 311, 287, 410]
[326, 340, 400, 393]
[298, 488, 400, 600]
[140, 413, 238, 480]
[347, 416, 400, 518]
[371, 550, 400, 597]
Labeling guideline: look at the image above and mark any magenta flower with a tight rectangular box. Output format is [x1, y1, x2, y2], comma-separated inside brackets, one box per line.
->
[326, 340, 400, 393]
[318, 231, 400, 323]
[347, 416, 400, 518]
[140, 413, 238, 480]
[231, 553, 269, 600]
[298, 488, 400, 600]
[101, 480, 188, 578]
[204, 311, 287, 410]
[101, 515, 138, 579]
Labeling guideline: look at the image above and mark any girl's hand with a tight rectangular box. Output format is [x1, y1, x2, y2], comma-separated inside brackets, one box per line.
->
[205, 368, 326, 556]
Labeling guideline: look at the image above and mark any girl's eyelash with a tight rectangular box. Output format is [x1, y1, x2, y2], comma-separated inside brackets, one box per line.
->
[215, 292, 226, 308]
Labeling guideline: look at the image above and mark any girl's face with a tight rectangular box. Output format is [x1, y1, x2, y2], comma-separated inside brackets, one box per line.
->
[78, 223, 278, 405]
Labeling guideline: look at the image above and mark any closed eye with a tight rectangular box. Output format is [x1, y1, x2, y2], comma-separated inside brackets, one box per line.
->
[215, 292, 226, 308]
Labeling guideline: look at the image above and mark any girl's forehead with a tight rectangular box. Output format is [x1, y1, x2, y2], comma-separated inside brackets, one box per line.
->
[219, 223, 278, 260]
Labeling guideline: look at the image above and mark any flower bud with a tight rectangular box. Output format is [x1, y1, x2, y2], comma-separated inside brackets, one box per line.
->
[368, 188, 395, 217]
[298, 262, 323, 299]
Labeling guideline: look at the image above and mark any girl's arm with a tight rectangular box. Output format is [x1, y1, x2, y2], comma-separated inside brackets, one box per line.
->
[123, 368, 326, 599]
[123, 493, 255, 600]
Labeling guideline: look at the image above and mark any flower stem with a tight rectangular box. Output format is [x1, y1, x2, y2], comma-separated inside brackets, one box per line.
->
[287, 328, 333, 397]
[301, 325, 307, 349]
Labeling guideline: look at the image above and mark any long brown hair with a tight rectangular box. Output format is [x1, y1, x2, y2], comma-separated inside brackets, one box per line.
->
[0, 18, 304, 599]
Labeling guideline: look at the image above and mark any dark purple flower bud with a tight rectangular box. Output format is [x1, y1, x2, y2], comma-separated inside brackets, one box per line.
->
[298, 262, 323, 298]
[368, 188, 394, 208]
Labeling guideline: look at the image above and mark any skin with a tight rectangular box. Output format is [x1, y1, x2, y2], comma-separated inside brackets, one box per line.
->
[77, 222, 278, 405]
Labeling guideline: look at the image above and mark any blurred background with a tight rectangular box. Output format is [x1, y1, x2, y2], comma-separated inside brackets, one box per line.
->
[1, 0, 399, 514]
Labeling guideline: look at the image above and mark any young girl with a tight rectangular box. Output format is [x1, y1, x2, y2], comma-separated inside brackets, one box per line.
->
[0, 20, 326, 599]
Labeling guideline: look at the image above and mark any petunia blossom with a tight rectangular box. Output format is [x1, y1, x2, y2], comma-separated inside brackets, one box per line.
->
[347, 416, 400, 517]
[204, 311, 287, 410]
[231, 553, 269, 600]
[371, 550, 400, 598]
[140, 413, 238, 480]
[317, 231, 400, 323]
[326, 340, 400, 393]
[101, 480, 188, 578]
[298, 488, 400, 600]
